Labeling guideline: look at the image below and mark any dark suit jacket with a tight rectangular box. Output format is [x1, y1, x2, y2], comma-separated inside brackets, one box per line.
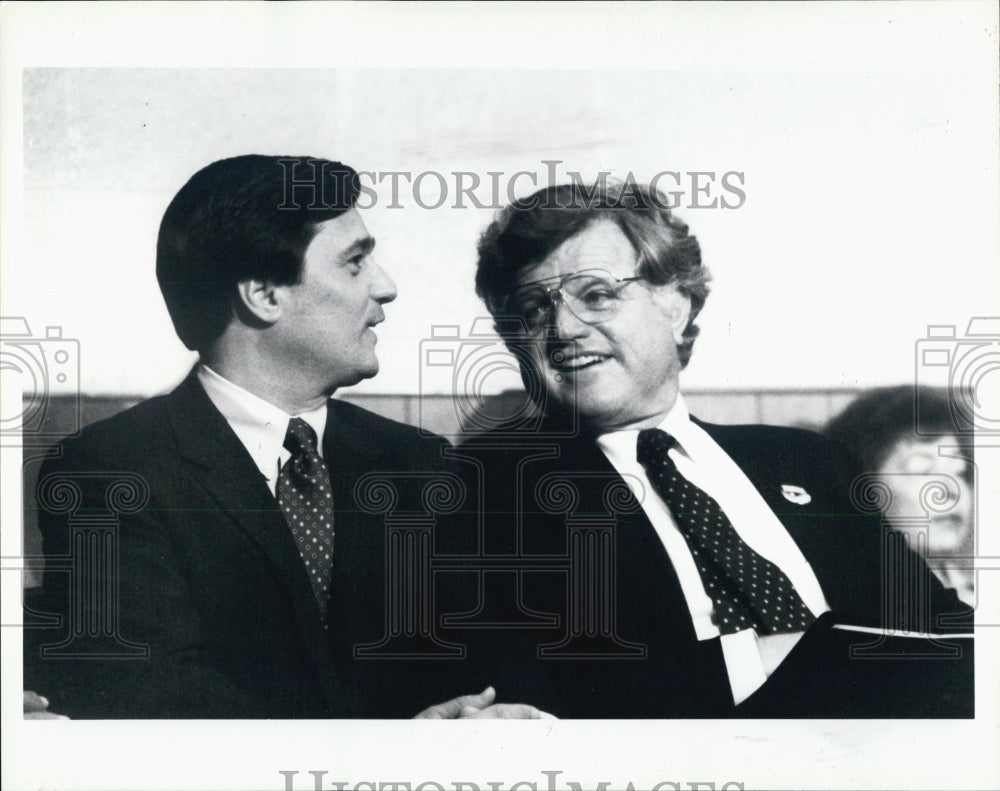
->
[24, 374, 481, 718]
[460, 416, 973, 718]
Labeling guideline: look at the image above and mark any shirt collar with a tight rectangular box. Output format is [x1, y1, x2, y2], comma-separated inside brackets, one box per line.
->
[197, 364, 329, 482]
[596, 394, 694, 462]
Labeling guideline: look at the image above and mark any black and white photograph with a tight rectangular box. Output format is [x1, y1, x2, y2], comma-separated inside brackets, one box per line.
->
[2, 2, 998, 790]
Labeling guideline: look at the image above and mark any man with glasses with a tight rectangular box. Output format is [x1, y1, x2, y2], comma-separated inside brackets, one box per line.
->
[465, 180, 972, 717]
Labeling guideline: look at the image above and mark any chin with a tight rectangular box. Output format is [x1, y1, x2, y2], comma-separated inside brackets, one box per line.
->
[359, 358, 380, 380]
[574, 406, 629, 431]
[332, 361, 379, 390]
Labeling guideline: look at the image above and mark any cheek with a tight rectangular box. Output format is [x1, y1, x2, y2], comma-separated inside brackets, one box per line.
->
[523, 342, 554, 371]
[948, 480, 975, 520]
[883, 483, 923, 515]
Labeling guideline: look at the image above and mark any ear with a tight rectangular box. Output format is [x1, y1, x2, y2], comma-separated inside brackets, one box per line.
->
[656, 286, 691, 346]
[235, 278, 285, 325]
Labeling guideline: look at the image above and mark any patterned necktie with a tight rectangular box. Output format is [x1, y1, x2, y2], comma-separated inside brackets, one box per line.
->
[277, 418, 335, 620]
[636, 428, 814, 636]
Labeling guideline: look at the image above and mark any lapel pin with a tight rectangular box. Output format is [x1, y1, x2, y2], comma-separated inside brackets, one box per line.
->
[781, 484, 812, 505]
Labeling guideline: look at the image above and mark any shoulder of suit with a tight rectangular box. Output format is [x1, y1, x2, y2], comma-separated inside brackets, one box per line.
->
[61, 392, 174, 450]
[693, 418, 830, 449]
[693, 419, 845, 469]
[37, 391, 177, 479]
[328, 398, 449, 450]
[694, 418, 857, 488]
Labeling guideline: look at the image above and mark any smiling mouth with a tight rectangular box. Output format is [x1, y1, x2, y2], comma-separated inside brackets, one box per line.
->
[549, 352, 609, 372]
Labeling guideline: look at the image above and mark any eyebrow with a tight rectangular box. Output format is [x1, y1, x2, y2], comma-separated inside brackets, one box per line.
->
[341, 236, 376, 259]
[514, 268, 616, 290]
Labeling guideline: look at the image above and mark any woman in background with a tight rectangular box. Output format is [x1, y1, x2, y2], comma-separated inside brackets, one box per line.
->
[825, 385, 975, 606]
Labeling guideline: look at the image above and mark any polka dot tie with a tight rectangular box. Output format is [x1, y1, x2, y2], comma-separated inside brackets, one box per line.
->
[277, 418, 335, 620]
[636, 429, 814, 636]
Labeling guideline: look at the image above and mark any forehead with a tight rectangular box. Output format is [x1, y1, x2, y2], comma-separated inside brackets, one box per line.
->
[517, 218, 637, 284]
[303, 209, 371, 259]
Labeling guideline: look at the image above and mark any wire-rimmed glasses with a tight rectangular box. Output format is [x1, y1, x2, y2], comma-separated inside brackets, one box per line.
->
[503, 269, 647, 335]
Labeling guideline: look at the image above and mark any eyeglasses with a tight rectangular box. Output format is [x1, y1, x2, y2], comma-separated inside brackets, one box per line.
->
[504, 269, 647, 335]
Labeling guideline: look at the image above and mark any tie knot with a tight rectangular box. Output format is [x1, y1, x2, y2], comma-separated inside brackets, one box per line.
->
[636, 428, 677, 469]
[284, 417, 319, 456]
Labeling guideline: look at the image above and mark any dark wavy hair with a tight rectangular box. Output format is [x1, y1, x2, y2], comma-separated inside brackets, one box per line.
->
[475, 180, 711, 368]
[824, 385, 968, 476]
[157, 155, 359, 352]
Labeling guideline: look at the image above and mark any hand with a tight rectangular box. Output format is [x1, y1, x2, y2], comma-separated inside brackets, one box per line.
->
[413, 686, 556, 719]
[23, 691, 69, 720]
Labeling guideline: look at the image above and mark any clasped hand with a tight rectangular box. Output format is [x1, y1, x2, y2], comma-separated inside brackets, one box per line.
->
[414, 686, 555, 719]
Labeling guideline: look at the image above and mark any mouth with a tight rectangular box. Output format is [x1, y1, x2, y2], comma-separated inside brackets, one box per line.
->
[549, 350, 610, 373]
[931, 513, 967, 532]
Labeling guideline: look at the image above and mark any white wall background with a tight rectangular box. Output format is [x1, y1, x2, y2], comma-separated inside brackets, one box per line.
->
[5, 22, 998, 398]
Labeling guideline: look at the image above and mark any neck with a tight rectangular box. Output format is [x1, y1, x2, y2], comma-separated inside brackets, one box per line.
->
[202, 337, 331, 416]
[584, 411, 671, 434]
[579, 391, 681, 435]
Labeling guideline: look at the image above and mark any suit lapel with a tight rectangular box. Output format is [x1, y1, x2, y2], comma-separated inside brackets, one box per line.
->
[535, 433, 701, 643]
[518, 429, 728, 711]
[164, 374, 345, 712]
[323, 400, 388, 542]
[693, 419, 854, 598]
[322, 401, 389, 648]
[325, 400, 386, 464]
[694, 420, 780, 500]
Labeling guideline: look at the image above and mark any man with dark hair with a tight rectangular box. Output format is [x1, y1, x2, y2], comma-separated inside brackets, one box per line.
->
[25, 155, 543, 719]
[465, 180, 972, 718]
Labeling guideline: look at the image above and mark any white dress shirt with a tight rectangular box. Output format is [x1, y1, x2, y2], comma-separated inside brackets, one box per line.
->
[596, 395, 831, 704]
[197, 364, 329, 497]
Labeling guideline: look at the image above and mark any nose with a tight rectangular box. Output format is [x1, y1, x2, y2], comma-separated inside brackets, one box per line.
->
[550, 295, 590, 340]
[370, 260, 398, 304]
